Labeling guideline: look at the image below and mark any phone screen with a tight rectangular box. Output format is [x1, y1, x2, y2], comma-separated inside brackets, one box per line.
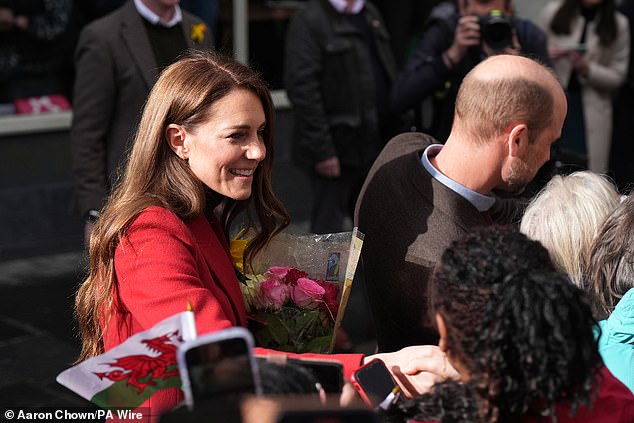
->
[185, 336, 256, 402]
[288, 359, 343, 393]
[352, 359, 398, 408]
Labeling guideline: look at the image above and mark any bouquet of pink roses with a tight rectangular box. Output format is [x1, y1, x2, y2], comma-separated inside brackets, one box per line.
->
[232, 229, 363, 353]
[241, 266, 339, 353]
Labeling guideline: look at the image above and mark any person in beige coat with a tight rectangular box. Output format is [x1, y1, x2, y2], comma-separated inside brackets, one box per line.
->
[538, 0, 629, 173]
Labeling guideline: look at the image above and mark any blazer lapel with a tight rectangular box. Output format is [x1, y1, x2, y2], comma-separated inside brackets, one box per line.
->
[182, 14, 198, 49]
[120, 1, 158, 89]
[188, 215, 247, 326]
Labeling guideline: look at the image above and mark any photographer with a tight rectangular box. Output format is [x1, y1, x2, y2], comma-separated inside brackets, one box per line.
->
[391, 0, 551, 143]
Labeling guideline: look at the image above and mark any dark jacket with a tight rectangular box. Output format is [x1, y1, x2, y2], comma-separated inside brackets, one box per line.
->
[390, 2, 551, 142]
[70, 1, 213, 217]
[284, 0, 400, 169]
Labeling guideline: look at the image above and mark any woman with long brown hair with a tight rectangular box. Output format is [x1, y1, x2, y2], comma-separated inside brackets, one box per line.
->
[74, 49, 294, 416]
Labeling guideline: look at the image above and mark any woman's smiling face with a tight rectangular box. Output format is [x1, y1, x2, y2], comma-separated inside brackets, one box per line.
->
[180, 88, 267, 200]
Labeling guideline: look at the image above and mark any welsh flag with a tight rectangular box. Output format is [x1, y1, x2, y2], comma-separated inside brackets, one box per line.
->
[57, 311, 196, 409]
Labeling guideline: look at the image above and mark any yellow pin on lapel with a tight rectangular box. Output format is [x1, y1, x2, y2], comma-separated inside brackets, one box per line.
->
[191, 23, 207, 44]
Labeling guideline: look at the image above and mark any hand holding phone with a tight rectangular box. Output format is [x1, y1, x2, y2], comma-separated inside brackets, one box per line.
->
[350, 359, 400, 410]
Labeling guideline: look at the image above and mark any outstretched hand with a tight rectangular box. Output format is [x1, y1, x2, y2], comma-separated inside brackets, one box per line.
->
[366, 345, 460, 398]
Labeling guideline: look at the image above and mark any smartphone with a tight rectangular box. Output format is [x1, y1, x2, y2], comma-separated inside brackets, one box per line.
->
[177, 327, 262, 410]
[350, 358, 400, 410]
[287, 358, 344, 393]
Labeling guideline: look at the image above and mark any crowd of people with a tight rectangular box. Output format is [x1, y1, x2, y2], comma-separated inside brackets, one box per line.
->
[10, 0, 634, 421]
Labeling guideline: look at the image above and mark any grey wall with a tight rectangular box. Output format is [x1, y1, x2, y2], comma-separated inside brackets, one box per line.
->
[515, 0, 550, 21]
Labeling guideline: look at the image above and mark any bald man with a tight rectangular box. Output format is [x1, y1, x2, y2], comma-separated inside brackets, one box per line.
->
[354, 55, 567, 352]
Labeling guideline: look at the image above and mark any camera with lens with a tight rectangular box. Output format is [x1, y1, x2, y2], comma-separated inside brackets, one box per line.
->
[478, 10, 514, 52]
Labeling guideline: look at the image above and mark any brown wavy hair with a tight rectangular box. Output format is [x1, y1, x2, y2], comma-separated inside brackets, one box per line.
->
[75, 50, 289, 361]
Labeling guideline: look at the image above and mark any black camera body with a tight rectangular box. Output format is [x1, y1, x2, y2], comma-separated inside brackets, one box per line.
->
[479, 10, 514, 52]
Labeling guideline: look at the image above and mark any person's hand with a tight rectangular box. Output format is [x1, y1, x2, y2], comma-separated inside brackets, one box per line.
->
[314, 156, 341, 179]
[366, 345, 460, 397]
[339, 379, 363, 407]
[569, 50, 589, 77]
[0, 8, 14, 31]
[447, 15, 481, 63]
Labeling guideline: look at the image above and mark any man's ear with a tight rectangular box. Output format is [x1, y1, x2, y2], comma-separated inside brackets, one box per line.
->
[436, 313, 448, 352]
[507, 123, 528, 158]
[166, 123, 189, 159]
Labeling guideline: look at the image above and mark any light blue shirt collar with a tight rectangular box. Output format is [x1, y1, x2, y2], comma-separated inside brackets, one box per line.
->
[134, 0, 182, 27]
[328, 0, 365, 14]
[421, 144, 496, 212]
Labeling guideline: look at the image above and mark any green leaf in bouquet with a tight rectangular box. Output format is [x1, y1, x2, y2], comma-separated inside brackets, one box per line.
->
[276, 344, 297, 353]
[247, 305, 337, 353]
[258, 312, 290, 346]
[253, 325, 274, 347]
[305, 335, 332, 353]
[292, 309, 320, 335]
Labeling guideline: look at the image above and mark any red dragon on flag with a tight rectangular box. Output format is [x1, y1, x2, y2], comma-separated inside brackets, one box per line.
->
[94, 331, 182, 395]
[57, 311, 196, 410]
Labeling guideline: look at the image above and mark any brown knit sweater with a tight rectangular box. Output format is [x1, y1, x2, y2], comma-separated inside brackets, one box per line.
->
[354, 132, 522, 352]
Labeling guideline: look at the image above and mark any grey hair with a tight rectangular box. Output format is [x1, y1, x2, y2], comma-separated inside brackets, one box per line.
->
[520, 171, 620, 287]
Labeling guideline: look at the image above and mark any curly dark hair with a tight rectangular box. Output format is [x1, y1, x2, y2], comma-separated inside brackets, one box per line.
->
[384, 380, 479, 423]
[406, 226, 601, 423]
[258, 360, 321, 396]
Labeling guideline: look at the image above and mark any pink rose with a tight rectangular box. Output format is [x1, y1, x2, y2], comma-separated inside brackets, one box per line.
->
[266, 266, 293, 280]
[258, 278, 289, 310]
[290, 277, 325, 309]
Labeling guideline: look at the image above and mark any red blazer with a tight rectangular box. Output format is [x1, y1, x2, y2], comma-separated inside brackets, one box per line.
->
[105, 206, 363, 418]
